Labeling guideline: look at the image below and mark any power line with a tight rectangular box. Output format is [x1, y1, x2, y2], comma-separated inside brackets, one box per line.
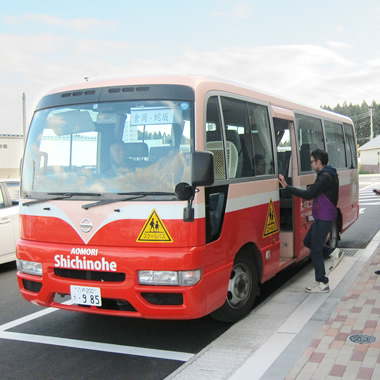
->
[350, 111, 371, 120]
[351, 114, 370, 122]
[373, 114, 380, 124]
[354, 121, 370, 128]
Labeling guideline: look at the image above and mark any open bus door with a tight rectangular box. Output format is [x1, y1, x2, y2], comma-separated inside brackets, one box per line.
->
[275, 117, 297, 265]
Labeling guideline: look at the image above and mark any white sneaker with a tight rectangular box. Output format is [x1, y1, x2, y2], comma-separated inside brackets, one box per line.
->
[305, 281, 330, 293]
[329, 248, 344, 272]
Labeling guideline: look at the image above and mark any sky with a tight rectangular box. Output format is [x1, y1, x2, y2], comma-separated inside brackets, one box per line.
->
[1, 0, 380, 135]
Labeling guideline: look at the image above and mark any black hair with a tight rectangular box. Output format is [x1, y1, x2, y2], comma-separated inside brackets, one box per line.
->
[311, 148, 328, 165]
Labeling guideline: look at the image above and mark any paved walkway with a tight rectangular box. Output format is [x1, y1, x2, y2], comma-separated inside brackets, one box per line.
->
[284, 242, 380, 380]
[166, 231, 380, 380]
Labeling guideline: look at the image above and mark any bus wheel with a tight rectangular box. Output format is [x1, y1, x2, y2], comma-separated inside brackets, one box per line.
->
[327, 221, 339, 248]
[211, 251, 258, 323]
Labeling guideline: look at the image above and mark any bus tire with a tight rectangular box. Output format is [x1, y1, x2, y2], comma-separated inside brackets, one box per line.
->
[211, 250, 258, 323]
[327, 221, 339, 248]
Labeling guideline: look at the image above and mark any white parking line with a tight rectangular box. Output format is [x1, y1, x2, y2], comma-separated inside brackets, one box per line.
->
[0, 306, 60, 332]
[0, 331, 193, 361]
[0, 301, 193, 362]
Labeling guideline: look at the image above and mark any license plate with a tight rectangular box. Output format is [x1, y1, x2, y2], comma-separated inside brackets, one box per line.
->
[70, 285, 102, 306]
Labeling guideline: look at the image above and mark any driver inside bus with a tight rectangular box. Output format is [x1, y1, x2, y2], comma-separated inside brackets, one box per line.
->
[105, 140, 138, 176]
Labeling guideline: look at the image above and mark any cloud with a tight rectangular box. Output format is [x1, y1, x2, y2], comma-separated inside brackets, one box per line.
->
[327, 41, 351, 49]
[4, 14, 115, 32]
[1, 34, 379, 134]
[212, 0, 253, 19]
[118, 44, 358, 105]
[374, 7, 380, 21]
[0, 32, 146, 133]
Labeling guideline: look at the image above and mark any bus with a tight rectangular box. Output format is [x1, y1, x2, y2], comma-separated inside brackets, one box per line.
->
[16, 76, 358, 322]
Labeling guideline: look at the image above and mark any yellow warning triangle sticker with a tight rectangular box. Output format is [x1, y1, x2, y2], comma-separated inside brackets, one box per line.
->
[263, 198, 279, 238]
[137, 209, 173, 243]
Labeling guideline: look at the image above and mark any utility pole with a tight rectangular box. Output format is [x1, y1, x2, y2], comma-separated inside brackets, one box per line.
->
[22, 92, 26, 145]
[369, 106, 374, 140]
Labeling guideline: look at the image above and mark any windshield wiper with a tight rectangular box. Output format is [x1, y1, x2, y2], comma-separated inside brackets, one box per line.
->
[23, 191, 175, 208]
[47, 192, 101, 197]
[82, 194, 147, 210]
[22, 193, 101, 207]
[117, 191, 175, 196]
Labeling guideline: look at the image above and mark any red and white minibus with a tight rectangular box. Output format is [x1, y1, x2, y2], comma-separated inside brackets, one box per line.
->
[16, 76, 358, 322]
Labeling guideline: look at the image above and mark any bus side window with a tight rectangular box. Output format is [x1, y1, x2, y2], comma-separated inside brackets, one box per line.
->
[324, 121, 346, 169]
[206, 96, 227, 180]
[344, 123, 358, 169]
[296, 115, 324, 174]
[0, 187, 4, 209]
[247, 103, 274, 176]
[220, 96, 275, 177]
[300, 143, 311, 172]
[225, 129, 243, 177]
[220, 97, 248, 178]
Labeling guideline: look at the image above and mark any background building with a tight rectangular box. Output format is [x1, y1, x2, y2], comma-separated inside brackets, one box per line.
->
[358, 135, 380, 174]
[0, 134, 24, 179]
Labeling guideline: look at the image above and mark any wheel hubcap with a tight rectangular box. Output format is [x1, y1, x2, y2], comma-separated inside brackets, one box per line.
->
[227, 263, 251, 309]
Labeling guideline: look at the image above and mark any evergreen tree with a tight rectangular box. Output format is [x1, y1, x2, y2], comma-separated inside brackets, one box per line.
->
[321, 100, 380, 146]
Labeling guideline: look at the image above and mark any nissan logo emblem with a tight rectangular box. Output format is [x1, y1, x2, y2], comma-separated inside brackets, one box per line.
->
[80, 218, 93, 233]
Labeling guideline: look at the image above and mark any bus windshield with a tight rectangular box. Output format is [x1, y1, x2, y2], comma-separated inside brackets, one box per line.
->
[21, 100, 193, 199]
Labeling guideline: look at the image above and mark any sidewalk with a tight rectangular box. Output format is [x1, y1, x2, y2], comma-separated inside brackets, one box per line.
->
[257, 228, 380, 380]
[283, 242, 380, 379]
[166, 230, 380, 380]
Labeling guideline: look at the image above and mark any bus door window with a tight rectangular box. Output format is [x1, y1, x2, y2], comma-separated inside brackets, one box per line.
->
[275, 119, 292, 185]
[295, 115, 324, 173]
[324, 121, 346, 169]
[275, 118, 293, 231]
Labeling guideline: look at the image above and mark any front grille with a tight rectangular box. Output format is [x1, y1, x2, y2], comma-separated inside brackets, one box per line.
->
[141, 292, 183, 305]
[54, 268, 125, 282]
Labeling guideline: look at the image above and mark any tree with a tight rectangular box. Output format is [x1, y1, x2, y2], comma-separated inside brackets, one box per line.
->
[321, 100, 380, 146]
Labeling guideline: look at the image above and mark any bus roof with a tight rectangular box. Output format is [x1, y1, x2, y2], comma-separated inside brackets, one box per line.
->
[45, 75, 353, 124]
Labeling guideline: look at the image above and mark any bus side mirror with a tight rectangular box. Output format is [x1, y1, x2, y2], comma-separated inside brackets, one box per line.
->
[192, 151, 214, 187]
[174, 151, 214, 223]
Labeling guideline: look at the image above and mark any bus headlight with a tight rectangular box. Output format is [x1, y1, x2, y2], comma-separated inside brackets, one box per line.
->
[138, 269, 201, 286]
[16, 259, 43, 276]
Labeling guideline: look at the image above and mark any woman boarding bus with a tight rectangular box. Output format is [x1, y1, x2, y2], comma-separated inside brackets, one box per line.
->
[16, 76, 358, 322]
